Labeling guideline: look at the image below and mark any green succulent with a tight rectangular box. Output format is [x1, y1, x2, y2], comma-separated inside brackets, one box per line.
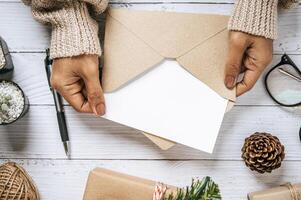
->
[0, 93, 12, 121]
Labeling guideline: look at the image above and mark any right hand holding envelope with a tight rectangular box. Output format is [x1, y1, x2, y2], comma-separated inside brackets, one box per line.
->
[51, 55, 106, 116]
[224, 31, 273, 96]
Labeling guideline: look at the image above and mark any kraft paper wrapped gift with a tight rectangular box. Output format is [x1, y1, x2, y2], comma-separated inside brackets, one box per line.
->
[248, 183, 301, 200]
[102, 8, 236, 153]
[83, 168, 177, 200]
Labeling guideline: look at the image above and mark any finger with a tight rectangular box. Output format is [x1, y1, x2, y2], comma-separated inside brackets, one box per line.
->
[56, 84, 92, 113]
[224, 38, 248, 89]
[51, 74, 92, 113]
[82, 68, 106, 116]
[82, 87, 88, 99]
[236, 67, 262, 97]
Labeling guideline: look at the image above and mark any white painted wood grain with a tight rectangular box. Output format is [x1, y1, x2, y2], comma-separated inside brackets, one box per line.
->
[0, 2, 300, 54]
[0, 2, 300, 200]
[0, 105, 300, 160]
[0, 159, 300, 200]
[10, 53, 52, 105]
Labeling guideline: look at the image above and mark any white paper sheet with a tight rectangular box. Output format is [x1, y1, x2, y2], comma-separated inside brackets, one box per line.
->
[103, 60, 228, 153]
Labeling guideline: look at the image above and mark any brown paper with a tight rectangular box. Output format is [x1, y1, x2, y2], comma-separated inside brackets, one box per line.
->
[103, 8, 236, 150]
[248, 184, 301, 200]
[83, 168, 176, 200]
[142, 131, 176, 150]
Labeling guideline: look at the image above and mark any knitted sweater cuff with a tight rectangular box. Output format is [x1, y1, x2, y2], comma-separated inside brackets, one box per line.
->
[228, 0, 278, 40]
[32, 2, 101, 59]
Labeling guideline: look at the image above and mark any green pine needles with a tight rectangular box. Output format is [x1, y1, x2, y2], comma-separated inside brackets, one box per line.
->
[164, 177, 222, 200]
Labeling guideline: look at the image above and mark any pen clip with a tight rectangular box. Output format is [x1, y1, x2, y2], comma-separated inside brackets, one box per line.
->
[45, 48, 53, 90]
[45, 48, 52, 65]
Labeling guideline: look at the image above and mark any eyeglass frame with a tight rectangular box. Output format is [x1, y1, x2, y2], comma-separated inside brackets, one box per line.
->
[264, 54, 301, 107]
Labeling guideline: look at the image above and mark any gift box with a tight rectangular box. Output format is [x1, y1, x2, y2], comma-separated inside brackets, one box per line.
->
[248, 183, 301, 200]
[83, 168, 221, 200]
[83, 168, 176, 200]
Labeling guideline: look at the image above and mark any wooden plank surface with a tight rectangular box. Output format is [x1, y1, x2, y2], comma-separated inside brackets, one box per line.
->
[0, 105, 300, 160]
[0, 1, 300, 200]
[0, 159, 300, 200]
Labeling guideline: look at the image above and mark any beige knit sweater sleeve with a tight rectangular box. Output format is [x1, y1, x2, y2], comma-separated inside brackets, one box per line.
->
[24, 0, 295, 58]
[228, 0, 298, 40]
[22, 0, 108, 59]
[228, 0, 278, 39]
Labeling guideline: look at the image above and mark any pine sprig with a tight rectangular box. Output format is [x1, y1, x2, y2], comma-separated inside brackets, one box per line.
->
[163, 177, 222, 200]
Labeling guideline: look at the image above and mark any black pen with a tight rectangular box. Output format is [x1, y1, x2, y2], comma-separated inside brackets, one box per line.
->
[45, 49, 70, 158]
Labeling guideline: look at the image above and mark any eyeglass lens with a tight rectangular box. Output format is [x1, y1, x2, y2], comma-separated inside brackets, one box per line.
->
[266, 63, 301, 106]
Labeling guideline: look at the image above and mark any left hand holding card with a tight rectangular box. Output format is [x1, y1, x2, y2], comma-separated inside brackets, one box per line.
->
[51, 54, 106, 116]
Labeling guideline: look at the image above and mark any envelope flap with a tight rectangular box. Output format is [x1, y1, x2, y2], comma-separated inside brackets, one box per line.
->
[108, 9, 229, 59]
[103, 10, 164, 92]
[104, 8, 236, 101]
[177, 29, 236, 102]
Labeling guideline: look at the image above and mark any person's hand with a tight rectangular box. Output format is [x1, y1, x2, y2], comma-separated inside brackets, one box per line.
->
[224, 31, 273, 96]
[51, 54, 105, 116]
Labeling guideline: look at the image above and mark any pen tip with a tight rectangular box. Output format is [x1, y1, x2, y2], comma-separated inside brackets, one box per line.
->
[63, 141, 71, 159]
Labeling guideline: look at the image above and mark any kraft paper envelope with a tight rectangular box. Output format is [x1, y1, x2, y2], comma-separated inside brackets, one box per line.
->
[102, 8, 236, 153]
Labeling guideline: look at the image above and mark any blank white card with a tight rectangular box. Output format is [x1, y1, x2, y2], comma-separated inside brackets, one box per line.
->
[103, 60, 228, 153]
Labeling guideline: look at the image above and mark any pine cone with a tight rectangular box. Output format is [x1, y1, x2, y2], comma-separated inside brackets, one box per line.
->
[242, 132, 285, 174]
[279, 0, 298, 9]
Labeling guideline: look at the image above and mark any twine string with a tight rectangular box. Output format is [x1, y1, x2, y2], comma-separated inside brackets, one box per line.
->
[153, 182, 167, 200]
[6, 168, 20, 199]
[0, 162, 39, 200]
[13, 179, 24, 200]
[282, 183, 301, 200]
[19, 184, 25, 200]
[2, 167, 18, 199]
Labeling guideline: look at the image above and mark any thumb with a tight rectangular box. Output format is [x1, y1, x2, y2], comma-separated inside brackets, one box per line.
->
[224, 39, 248, 89]
[82, 69, 105, 116]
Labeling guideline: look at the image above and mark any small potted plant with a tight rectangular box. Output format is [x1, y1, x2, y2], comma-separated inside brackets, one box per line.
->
[0, 80, 29, 125]
[0, 37, 14, 80]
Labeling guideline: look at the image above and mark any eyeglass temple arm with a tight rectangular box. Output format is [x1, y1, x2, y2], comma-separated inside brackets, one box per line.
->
[278, 68, 301, 82]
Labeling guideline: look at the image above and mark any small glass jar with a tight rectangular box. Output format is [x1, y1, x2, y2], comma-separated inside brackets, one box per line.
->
[0, 37, 14, 80]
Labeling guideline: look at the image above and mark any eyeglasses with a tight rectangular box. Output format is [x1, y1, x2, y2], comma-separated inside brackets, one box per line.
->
[264, 54, 301, 140]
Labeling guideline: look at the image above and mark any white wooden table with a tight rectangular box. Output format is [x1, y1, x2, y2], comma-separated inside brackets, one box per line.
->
[0, 1, 301, 199]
